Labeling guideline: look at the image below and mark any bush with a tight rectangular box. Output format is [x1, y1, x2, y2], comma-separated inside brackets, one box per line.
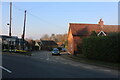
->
[90, 31, 97, 36]
[82, 33, 119, 62]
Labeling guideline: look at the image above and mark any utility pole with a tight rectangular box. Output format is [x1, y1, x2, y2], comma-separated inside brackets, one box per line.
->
[22, 10, 27, 40]
[22, 10, 27, 50]
[7, 2, 12, 52]
[9, 2, 12, 37]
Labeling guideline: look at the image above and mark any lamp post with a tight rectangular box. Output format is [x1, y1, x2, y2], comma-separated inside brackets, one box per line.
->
[7, 23, 11, 51]
[7, 23, 10, 35]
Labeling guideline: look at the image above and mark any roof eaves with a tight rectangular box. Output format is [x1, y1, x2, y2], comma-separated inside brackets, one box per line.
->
[73, 34, 88, 36]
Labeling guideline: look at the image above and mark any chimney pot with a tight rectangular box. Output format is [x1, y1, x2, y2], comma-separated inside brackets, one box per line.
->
[98, 19, 104, 27]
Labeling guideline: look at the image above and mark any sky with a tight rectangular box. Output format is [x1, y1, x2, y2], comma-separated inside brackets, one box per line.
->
[2, 2, 118, 40]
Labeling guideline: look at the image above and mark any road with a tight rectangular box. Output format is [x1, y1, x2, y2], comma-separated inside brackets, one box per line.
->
[2, 51, 120, 79]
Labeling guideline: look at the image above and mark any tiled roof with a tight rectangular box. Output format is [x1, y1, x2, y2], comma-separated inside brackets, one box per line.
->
[0, 35, 18, 39]
[69, 23, 119, 36]
[103, 25, 119, 33]
[41, 40, 58, 46]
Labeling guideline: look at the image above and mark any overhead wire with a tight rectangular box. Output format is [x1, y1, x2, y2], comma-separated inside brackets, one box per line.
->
[13, 4, 25, 12]
[13, 4, 62, 28]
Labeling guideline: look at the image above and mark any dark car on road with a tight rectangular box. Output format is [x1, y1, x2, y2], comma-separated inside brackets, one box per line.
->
[51, 48, 60, 55]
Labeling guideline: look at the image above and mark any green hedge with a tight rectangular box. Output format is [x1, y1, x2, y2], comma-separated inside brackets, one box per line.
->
[82, 33, 119, 62]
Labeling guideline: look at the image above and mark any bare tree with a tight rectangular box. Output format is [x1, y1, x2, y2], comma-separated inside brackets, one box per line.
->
[41, 34, 50, 40]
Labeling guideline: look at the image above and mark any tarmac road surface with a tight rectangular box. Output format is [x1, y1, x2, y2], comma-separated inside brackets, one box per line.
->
[2, 51, 119, 79]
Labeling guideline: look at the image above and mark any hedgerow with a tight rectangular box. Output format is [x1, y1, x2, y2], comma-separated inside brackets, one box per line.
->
[82, 33, 119, 62]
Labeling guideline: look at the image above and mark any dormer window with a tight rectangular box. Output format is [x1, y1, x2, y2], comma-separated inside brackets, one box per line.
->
[97, 31, 106, 36]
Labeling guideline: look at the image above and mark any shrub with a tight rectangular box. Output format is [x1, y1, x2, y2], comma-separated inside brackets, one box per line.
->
[90, 31, 97, 36]
[82, 33, 119, 62]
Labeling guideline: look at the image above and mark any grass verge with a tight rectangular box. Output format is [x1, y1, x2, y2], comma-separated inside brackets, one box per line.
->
[2, 50, 32, 56]
[62, 54, 120, 71]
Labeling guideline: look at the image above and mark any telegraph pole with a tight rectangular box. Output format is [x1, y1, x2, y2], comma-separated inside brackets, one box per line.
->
[9, 2, 12, 37]
[22, 10, 27, 40]
[22, 10, 27, 50]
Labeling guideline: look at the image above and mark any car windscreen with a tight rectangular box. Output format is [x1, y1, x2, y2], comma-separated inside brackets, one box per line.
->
[53, 49, 58, 51]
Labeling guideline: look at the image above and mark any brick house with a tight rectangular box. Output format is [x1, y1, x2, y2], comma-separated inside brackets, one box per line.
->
[68, 19, 119, 55]
[0, 35, 31, 51]
[40, 40, 58, 50]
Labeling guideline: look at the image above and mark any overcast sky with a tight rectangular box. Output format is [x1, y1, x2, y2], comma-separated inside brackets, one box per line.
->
[2, 2, 118, 40]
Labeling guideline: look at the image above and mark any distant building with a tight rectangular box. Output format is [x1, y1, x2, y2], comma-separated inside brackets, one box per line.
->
[40, 40, 58, 50]
[34, 41, 41, 50]
[0, 35, 18, 51]
[0, 35, 31, 51]
[68, 19, 119, 55]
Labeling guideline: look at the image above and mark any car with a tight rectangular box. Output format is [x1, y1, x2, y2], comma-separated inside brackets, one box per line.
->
[57, 47, 62, 51]
[51, 48, 60, 55]
[60, 48, 67, 52]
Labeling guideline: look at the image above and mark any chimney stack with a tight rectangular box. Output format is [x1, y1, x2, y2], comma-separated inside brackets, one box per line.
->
[98, 19, 104, 27]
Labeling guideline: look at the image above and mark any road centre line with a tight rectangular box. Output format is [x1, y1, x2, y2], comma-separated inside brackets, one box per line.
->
[0, 66, 12, 73]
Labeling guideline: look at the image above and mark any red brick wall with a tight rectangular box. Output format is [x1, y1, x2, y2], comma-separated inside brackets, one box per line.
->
[68, 29, 86, 55]
[73, 36, 82, 54]
[68, 29, 74, 55]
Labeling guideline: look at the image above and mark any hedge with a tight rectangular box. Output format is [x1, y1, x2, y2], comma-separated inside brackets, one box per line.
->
[82, 33, 119, 62]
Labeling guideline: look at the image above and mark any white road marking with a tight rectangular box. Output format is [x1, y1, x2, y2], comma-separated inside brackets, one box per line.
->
[46, 53, 49, 60]
[46, 58, 49, 60]
[0, 66, 12, 73]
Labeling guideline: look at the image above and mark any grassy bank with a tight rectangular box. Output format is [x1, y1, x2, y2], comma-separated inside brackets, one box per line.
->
[62, 54, 120, 70]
